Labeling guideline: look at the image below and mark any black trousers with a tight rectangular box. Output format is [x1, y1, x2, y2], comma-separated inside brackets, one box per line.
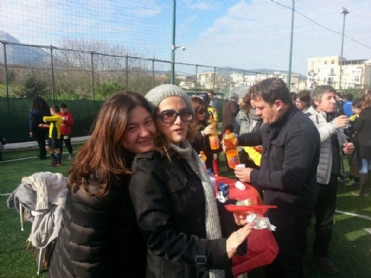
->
[60, 135, 73, 154]
[34, 131, 47, 158]
[312, 179, 338, 258]
[265, 208, 309, 278]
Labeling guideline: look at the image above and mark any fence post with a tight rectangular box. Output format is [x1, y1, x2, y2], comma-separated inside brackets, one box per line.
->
[195, 65, 198, 95]
[90, 52, 95, 113]
[152, 59, 155, 89]
[2, 42, 10, 130]
[213, 67, 216, 91]
[126, 55, 129, 90]
[50, 45, 55, 103]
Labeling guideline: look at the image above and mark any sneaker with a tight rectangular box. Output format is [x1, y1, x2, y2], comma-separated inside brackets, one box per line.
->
[68, 154, 73, 160]
[50, 160, 57, 167]
[351, 190, 369, 197]
[317, 257, 340, 275]
[54, 162, 62, 167]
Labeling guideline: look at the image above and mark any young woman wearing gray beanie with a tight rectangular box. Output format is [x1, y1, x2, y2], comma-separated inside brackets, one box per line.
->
[129, 84, 253, 278]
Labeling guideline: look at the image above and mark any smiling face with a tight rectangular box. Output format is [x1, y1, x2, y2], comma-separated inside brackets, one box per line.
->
[254, 97, 283, 125]
[314, 92, 337, 113]
[156, 96, 188, 145]
[122, 105, 156, 153]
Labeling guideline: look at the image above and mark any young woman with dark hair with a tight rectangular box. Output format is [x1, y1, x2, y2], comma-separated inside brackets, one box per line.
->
[29, 96, 51, 159]
[48, 91, 157, 278]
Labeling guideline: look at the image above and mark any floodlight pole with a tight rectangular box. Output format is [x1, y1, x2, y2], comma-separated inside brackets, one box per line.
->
[339, 8, 349, 91]
[287, 0, 295, 91]
[170, 0, 176, 84]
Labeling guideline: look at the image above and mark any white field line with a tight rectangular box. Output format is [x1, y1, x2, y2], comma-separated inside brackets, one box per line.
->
[335, 209, 371, 221]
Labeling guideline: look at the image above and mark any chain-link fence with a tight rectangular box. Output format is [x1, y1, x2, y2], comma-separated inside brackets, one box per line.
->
[0, 40, 268, 143]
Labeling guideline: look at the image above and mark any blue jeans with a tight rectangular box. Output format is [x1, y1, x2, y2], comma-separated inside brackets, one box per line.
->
[359, 157, 371, 174]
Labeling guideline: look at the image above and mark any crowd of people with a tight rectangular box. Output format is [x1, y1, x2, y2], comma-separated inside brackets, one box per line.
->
[10, 81, 370, 277]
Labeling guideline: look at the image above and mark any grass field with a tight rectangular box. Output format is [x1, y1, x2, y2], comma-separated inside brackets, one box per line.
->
[0, 149, 371, 277]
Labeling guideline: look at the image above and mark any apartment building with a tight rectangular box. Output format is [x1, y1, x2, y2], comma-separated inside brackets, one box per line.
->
[307, 56, 371, 90]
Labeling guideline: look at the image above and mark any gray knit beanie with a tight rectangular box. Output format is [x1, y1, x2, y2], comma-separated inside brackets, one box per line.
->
[145, 84, 193, 113]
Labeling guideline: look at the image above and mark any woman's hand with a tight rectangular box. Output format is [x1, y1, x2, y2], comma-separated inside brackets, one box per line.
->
[203, 125, 215, 136]
[226, 222, 254, 258]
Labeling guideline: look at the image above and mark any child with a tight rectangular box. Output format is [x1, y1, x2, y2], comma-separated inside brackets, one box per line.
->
[41, 105, 63, 167]
[59, 103, 74, 160]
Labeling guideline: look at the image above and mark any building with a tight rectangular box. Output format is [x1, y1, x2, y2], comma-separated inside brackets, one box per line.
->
[307, 56, 371, 90]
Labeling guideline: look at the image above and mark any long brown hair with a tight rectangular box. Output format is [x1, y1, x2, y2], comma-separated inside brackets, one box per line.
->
[68, 91, 152, 196]
[361, 92, 371, 109]
[30, 96, 50, 112]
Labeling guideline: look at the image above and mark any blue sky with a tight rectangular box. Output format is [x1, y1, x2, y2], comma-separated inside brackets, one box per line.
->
[1, 0, 370, 75]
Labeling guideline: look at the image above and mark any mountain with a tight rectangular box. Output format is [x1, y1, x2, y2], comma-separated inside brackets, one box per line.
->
[0, 31, 49, 65]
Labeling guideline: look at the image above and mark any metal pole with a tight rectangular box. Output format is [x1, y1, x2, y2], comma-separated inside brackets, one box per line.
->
[195, 65, 198, 94]
[90, 52, 95, 112]
[170, 0, 176, 84]
[152, 59, 155, 88]
[50, 45, 55, 103]
[288, 0, 295, 91]
[339, 8, 349, 91]
[3, 42, 10, 131]
[125, 55, 129, 90]
[213, 67, 216, 91]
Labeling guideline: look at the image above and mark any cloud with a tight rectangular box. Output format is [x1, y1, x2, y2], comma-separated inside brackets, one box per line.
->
[180, 0, 371, 74]
[0, 0, 370, 75]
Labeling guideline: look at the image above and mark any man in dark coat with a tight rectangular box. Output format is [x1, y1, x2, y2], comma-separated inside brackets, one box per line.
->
[230, 78, 321, 278]
[222, 93, 239, 133]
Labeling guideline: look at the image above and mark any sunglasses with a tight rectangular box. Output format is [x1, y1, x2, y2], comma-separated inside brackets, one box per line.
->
[155, 108, 193, 123]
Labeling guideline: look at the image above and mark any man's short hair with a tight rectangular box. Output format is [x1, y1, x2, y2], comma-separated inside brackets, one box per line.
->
[208, 90, 214, 96]
[50, 105, 60, 113]
[252, 78, 291, 105]
[296, 90, 311, 103]
[311, 85, 336, 102]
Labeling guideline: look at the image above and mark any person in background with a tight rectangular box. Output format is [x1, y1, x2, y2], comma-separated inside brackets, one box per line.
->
[208, 90, 218, 109]
[59, 103, 74, 160]
[234, 85, 263, 171]
[222, 93, 239, 133]
[351, 92, 371, 197]
[231, 78, 321, 278]
[305, 85, 354, 275]
[190, 96, 215, 170]
[290, 92, 297, 105]
[342, 93, 353, 117]
[130, 84, 253, 278]
[344, 99, 362, 187]
[42, 105, 63, 167]
[29, 96, 51, 160]
[48, 91, 156, 278]
[295, 90, 311, 113]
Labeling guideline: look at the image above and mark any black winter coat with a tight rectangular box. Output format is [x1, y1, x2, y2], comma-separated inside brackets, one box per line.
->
[237, 105, 320, 212]
[48, 174, 147, 278]
[129, 149, 231, 278]
[353, 107, 371, 158]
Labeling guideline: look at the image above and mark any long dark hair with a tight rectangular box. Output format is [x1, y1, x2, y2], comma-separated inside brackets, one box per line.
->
[30, 96, 50, 112]
[68, 91, 152, 196]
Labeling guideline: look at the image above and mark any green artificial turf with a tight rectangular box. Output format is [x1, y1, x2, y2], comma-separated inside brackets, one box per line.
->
[0, 152, 371, 277]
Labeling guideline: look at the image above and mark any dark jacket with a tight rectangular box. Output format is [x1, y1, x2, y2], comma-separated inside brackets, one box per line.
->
[353, 107, 371, 158]
[29, 108, 50, 134]
[237, 105, 320, 212]
[129, 149, 231, 278]
[222, 100, 239, 133]
[48, 153, 146, 278]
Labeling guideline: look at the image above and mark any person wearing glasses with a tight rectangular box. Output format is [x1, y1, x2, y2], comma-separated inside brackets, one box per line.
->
[295, 90, 311, 113]
[129, 84, 253, 278]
